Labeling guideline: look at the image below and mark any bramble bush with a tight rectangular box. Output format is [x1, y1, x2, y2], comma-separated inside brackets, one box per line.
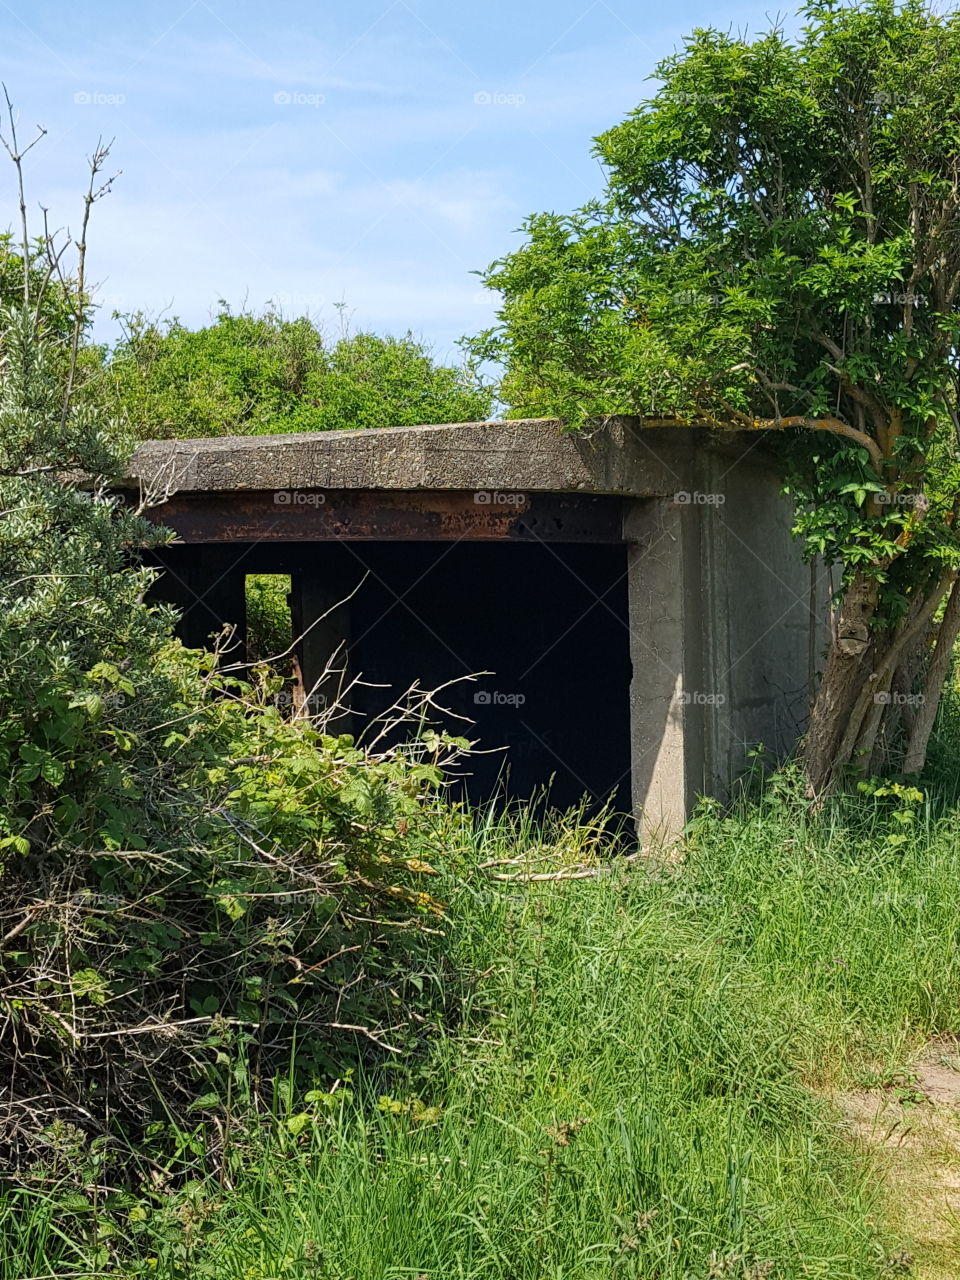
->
[0, 282, 468, 1176]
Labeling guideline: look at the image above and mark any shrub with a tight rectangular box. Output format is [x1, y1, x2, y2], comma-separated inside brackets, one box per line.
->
[0, 286, 467, 1174]
[105, 309, 493, 438]
[245, 573, 293, 672]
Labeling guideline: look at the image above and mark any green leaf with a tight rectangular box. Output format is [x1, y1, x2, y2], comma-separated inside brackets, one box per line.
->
[41, 758, 65, 786]
[215, 894, 247, 921]
[187, 1093, 221, 1111]
[285, 1112, 312, 1136]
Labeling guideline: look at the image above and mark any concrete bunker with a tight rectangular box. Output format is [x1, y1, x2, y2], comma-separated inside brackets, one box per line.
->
[128, 418, 831, 837]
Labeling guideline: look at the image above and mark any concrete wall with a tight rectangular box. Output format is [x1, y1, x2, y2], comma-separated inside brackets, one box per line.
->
[623, 453, 831, 838]
[696, 448, 832, 799]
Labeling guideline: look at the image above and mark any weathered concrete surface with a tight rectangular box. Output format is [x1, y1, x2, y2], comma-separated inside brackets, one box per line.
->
[696, 448, 833, 799]
[623, 454, 831, 838]
[127, 418, 776, 498]
[624, 500, 693, 839]
[129, 418, 829, 839]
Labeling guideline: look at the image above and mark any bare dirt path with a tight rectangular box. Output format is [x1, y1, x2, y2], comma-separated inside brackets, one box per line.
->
[835, 1039, 960, 1278]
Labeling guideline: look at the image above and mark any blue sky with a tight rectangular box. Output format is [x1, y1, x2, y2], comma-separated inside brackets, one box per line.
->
[1, 0, 787, 360]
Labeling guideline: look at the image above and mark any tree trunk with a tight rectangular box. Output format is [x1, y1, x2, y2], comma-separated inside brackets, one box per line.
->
[868, 659, 917, 774]
[902, 573, 960, 774]
[871, 619, 937, 771]
[803, 570, 953, 795]
[802, 571, 878, 796]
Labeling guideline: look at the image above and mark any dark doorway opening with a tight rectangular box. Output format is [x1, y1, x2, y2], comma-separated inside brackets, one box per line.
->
[340, 542, 632, 813]
[150, 539, 633, 815]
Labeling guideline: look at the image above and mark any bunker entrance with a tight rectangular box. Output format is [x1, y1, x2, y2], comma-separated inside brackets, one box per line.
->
[327, 542, 631, 813]
[153, 539, 633, 815]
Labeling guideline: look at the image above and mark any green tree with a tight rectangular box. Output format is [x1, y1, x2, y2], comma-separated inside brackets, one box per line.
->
[471, 0, 960, 794]
[106, 308, 492, 438]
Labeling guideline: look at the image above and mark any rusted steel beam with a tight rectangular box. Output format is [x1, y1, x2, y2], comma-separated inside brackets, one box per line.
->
[137, 489, 626, 544]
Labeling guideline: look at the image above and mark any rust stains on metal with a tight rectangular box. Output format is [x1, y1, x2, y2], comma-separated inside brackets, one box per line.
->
[138, 489, 625, 544]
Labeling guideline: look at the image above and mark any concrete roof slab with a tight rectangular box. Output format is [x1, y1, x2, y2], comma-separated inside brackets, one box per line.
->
[126, 418, 775, 499]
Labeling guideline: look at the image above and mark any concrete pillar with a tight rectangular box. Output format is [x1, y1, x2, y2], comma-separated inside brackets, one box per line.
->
[624, 498, 704, 842]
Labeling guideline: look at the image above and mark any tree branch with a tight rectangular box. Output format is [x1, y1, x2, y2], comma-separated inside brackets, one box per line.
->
[631, 413, 884, 471]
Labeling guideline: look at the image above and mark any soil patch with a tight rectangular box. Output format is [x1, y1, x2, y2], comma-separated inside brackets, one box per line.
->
[834, 1038, 960, 1279]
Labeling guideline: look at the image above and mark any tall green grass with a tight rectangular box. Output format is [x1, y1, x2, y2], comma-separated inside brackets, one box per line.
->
[169, 874, 881, 1278]
[8, 772, 960, 1278]
[680, 777, 960, 1076]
